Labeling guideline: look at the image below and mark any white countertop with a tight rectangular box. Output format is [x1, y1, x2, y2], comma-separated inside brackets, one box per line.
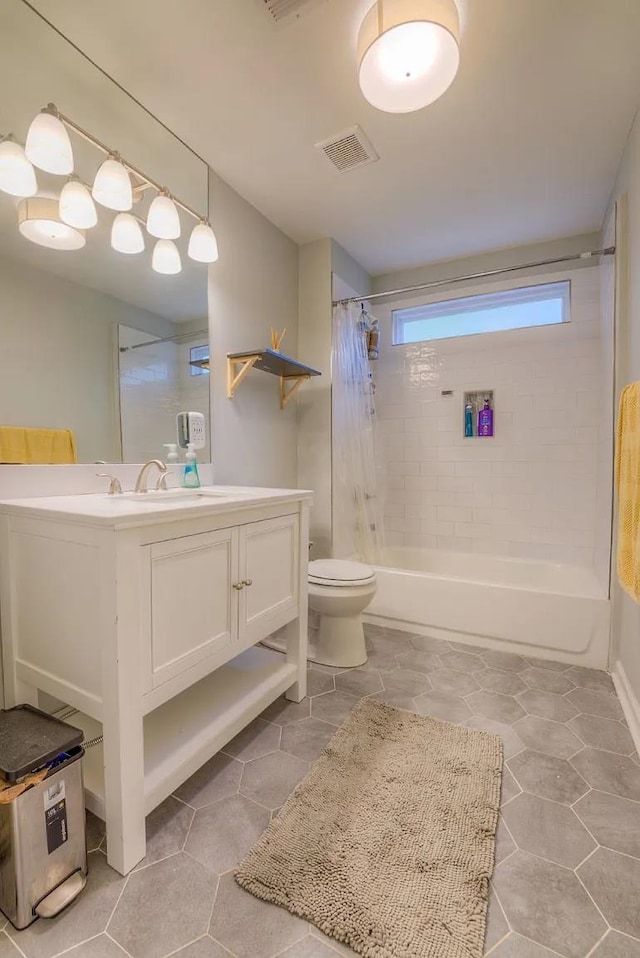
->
[0, 485, 313, 527]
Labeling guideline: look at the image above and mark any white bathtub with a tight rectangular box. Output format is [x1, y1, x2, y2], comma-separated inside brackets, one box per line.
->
[366, 547, 610, 668]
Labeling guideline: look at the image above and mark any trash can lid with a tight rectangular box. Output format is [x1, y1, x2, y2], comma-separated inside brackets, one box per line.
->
[0, 705, 84, 782]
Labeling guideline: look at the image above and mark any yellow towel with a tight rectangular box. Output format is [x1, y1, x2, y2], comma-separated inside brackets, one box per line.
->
[616, 382, 640, 602]
[0, 426, 77, 464]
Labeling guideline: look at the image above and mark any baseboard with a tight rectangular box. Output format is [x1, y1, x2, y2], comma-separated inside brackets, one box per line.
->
[612, 661, 640, 758]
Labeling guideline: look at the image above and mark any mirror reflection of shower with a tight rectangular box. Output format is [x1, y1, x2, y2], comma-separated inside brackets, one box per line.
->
[332, 301, 385, 564]
[118, 324, 210, 464]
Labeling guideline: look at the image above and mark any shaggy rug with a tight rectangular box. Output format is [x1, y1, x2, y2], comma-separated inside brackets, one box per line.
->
[235, 698, 503, 958]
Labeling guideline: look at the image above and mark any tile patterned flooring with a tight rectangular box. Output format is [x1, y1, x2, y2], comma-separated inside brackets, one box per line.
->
[2, 624, 640, 958]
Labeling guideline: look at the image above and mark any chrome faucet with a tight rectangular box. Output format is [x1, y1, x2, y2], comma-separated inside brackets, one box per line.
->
[134, 459, 168, 493]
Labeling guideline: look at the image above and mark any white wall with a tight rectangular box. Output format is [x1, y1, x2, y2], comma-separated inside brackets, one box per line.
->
[373, 264, 606, 572]
[207, 171, 299, 488]
[296, 239, 372, 556]
[297, 238, 333, 554]
[609, 110, 640, 733]
[0, 254, 174, 463]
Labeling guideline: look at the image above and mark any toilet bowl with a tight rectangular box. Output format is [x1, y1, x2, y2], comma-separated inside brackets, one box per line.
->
[308, 559, 377, 668]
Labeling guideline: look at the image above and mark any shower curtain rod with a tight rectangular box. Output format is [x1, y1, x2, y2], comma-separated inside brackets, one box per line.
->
[332, 246, 616, 307]
[119, 328, 208, 352]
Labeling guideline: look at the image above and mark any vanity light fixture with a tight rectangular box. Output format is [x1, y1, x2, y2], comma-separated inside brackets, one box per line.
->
[17, 196, 86, 251]
[152, 238, 182, 274]
[0, 103, 219, 272]
[147, 189, 181, 239]
[25, 106, 74, 174]
[188, 220, 219, 263]
[92, 155, 133, 212]
[111, 212, 145, 254]
[59, 177, 98, 229]
[357, 0, 460, 113]
[0, 136, 37, 197]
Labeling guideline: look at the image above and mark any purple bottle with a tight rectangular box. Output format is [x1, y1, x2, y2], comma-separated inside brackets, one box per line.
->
[477, 397, 494, 437]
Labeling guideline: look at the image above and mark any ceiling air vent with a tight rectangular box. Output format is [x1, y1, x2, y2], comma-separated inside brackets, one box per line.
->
[260, 0, 327, 25]
[315, 126, 380, 174]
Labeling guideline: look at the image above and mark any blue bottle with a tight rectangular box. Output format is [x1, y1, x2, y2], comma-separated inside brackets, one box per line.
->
[464, 403, 474, 437]
[182, 443, 201, 488]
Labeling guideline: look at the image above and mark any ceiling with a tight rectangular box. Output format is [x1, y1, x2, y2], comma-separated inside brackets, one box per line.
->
[21, 0, 640, 275]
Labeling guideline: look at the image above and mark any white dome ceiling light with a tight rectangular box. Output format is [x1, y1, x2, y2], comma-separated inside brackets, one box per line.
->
[92, 155, 133, 212]
[0, 137, 38, 198]
[147, 190, 181, 239]
[25, 106, 74, 175]
[17, 196, 86, 251]
[111, 212, 145, 254]
[357, 0, 460, 114]
[188, 220, 219, 263]
[59, 178, 98, 229]
[152, 238, 182, 274]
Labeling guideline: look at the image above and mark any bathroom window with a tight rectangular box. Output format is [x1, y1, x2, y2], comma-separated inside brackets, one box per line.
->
[392, 280, 570, 345]
[189, 344, 210, 376]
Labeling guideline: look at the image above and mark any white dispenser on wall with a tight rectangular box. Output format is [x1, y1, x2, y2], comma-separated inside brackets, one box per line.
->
[176, 411, 206, 450]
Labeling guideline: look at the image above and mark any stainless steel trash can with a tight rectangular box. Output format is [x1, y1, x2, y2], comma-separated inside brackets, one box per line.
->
[0, 705, 88, 929]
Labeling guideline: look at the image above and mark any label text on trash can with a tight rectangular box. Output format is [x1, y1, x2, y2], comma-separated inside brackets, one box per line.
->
[44, 780, 68, 854]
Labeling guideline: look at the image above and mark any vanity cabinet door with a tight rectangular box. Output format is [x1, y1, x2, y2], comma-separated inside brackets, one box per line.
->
[148, 528, 238, 689]
[238, 514, 299, 646]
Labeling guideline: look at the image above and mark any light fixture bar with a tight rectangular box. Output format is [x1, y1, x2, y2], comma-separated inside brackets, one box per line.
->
[51, 104, 205, 224]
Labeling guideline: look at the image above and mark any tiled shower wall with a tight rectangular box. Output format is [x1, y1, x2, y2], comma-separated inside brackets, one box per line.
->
[374, 266, 608, 571]
[119, 328, 210, 464]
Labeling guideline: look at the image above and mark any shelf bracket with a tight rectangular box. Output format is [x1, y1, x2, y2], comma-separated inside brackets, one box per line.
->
[227, 355, 260, 398]
[280, 375, 309, 410]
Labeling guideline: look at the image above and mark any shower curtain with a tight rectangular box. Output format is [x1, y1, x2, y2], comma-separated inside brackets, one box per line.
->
[332, 302, 385, 564]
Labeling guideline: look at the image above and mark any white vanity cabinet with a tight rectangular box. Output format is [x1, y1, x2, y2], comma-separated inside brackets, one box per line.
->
[146, 513, 299, 692]
[0, 487, 311, 875]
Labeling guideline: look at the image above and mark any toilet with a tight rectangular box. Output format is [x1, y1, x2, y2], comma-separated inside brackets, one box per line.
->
[308, 559, 377, 668]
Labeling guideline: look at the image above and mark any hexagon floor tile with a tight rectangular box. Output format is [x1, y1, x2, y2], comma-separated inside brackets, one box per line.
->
[14, 628, 639, 958]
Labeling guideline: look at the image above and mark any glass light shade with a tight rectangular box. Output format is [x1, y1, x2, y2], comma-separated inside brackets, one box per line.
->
[111, 212, 145, 254]
[147, 192, 181, 239]
[25, 110, 74, 174]
[152, 239, 181, 274]
[188, 221, 219, 263]
[0, 139, 37, 197]
[17, 196, 85, 250]
[92, 158, 133, 211]
[358, 0, 460, 113]
[59, 179, 97, 229]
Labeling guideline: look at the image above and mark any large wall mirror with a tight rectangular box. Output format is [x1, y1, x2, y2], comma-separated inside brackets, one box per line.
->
[0, 2, 210, 464]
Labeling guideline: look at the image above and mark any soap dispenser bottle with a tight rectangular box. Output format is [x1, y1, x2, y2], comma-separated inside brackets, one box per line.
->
[182, 443, 201, 488]
[163, 443, 179, 487]
[477, 397, 494, 437]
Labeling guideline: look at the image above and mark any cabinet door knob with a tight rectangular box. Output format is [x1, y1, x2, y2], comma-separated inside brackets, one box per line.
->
[242, 579, 253, 587]
[232, 582, 244, 591]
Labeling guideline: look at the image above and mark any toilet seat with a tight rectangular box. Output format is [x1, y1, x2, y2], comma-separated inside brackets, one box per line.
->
[308, 558, 376, 588]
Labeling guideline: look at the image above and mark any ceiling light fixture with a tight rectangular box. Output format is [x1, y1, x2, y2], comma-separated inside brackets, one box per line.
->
[17, 196, 86, 251]
[59, 177, 98, 229]
[152, 239, 182, 274]
[357, 0, 460, 114]
[0, 103, 219, 274]
[0, 136, 38, 197]
[92, 154, 133, 212]
[147, 189, 181, 239]
[188, 220, 219, 263]
[25, 105, 74, 174]
[111, 212, 145, 254]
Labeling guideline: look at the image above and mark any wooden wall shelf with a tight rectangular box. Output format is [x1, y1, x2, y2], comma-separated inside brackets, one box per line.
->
[227, 349, 321, 409]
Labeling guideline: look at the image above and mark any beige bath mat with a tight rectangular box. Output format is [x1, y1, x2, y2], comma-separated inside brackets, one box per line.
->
[236, 699, 503, 958]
